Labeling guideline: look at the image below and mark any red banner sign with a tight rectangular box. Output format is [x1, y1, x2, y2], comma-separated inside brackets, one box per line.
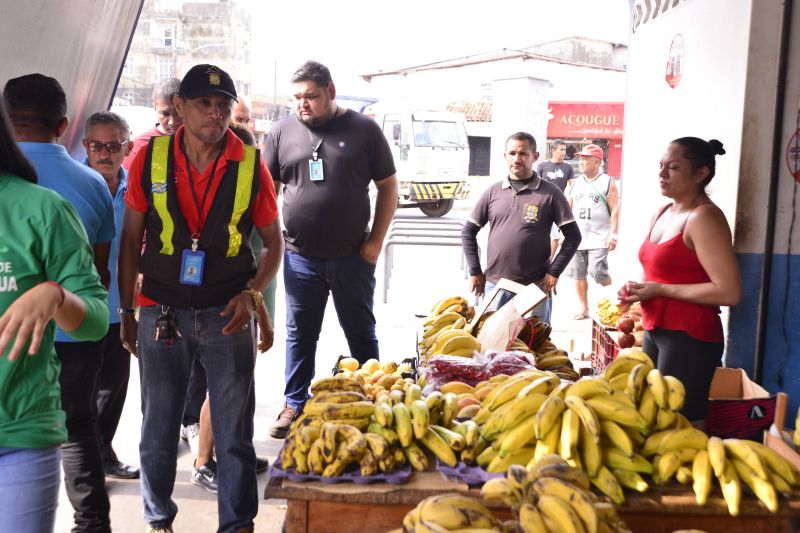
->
[546, 102, 625, 140]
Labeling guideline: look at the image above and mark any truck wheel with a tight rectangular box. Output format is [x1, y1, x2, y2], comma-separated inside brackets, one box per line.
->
[419, 199, 455, 217]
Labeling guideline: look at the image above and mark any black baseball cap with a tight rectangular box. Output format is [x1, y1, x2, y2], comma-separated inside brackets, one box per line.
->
[179, 64, 237, 101]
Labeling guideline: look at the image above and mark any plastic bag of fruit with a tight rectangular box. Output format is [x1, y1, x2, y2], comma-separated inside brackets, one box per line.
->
[423, 354, 491, 391]
[485, 350, 537, 376]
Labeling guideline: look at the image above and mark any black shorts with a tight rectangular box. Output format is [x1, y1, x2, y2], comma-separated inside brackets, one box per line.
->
[642, 328, 723, 422]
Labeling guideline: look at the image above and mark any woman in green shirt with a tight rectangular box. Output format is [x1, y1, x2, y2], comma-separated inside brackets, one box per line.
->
[0, 99, 109, 532]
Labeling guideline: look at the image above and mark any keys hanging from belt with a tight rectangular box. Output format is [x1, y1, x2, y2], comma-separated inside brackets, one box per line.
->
[155, 305, 182, 345]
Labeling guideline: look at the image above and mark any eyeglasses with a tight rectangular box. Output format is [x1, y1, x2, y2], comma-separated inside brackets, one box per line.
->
[86, 140, 129, 153]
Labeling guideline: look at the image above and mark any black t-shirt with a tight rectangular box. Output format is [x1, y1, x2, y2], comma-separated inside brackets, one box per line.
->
[264, 110, 396, 258]
[535, 160, 573, 192]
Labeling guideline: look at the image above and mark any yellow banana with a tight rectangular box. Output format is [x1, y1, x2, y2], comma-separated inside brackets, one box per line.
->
[657, 428, 709, 455]
[486, 373, 540, 411]
[420, 427, 458, 467]
[311, 390, 367, 404]
[739, 439, 798, 487]
[307, 438, 325, 474]
[530, 477, 598, 533]
[403, 441, 429, 471]
[460, 436, 488, 465]
[657, 448, 698, 482]
[476, 443, 499, 467]
[487, 446, 536, 473]
[534, 395, 566, 440]
[624, 363, 649, 403]
[436, 333, 480, 354]
[641, 429, 673, 457]
[609, 389, 637, 410]
[565, 395, 601, 443]
[363, 432, 389, 461]
[663, 375, 685, 411]
[608, 373, 629, 391]
[637, 386, 658, 427]
[599, 420, 633, 457]
[719, 460, 741, 516]
[316, 401, 375, 420]
[519, 503, 548, 533]
[559, 408, 580, 460]
[280, 439, 296, 469]
[707, 436, 727, 477]
[458, 419, 480, 448]
[309, 376, 364, 395]
[291, 446, 309, 474]
[568, 377, 613, 400]
[336, 424, 367, 463]
[429, 424, 466, 451]
[602, 448, 653, 474]
[409, 400, 430, 440]
[645, 368, 669, 409]
[675, 465, 693, 485]
[440, 392, 458, 427]
[533, 416, 562, 463]
[603, 356, 645, 381]
[367, 422, 400, 446]
[547, 381, 572, 400]
[425, 311, 464, 328]
[723, 438, 769, 480]
[392, 403, 414, 447]
[536, 493, 587, 533]
[612, 468, 649, 492]
[403, 505, 422, 532]
[498, 414, 538, 458]
[517, 374, 560, 399]
[590, 465, 626, 505]
[655, 407, 677, 430]
[730, 458, 779, 513]
[497, 393, 547, 434]
[580, 422, 602, 477]
[479, 399, 518, 440]
[439, 381, 474, 395]
[374, 397, 394, 428]
[430, 295, 468, 316]
[359, 448, 378, 477]
[480, 477, 523, 509]
[320, 422, 338, 463]
[614, 348, 655, 367]
[296, 426, 321, 453]
[586, 396, 648, 434]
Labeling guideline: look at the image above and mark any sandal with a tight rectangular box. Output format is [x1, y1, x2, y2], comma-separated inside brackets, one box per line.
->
[573, 312, 590, 320]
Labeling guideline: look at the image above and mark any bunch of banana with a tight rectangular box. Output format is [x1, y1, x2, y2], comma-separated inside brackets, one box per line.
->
[371, 383, 479, 472]
[534, 348, 580, 382]
[481, 455, 632, 533]
[335, 357, 414, 401]
[683, 435, 800, 516]
[597, 297, 621, 328]
[468, 370, 564, 472]
[419, 296, 481, 360]
[400, 493, 502, 532]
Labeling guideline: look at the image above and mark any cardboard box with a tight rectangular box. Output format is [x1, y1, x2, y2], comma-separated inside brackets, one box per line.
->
[706, 367, 777, 440]
[467, 279, 546, 352]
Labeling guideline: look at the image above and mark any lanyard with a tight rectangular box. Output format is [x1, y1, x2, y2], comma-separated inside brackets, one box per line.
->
[183, 137, 226, 249]
[307, 129, 324, 161]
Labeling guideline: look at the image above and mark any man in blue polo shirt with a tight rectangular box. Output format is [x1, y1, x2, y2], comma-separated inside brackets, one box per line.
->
[4, 74, 115, 532]
[83, 111, 140, 481]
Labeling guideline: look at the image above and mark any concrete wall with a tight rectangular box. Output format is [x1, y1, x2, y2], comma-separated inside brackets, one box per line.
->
[621, 0, 800, 424]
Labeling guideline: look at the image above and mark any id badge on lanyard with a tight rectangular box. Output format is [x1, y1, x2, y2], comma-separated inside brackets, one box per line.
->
[180, 236, 205, 286]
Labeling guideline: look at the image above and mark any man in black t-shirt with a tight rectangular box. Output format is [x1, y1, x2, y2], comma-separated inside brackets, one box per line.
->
[536, 139, 574, 259]
[264, 61, 398, 438]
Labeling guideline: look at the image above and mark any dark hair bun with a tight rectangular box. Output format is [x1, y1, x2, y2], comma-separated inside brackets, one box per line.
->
[708, 139, 726, 156]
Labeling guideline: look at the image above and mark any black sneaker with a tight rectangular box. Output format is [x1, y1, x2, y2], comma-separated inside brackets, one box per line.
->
[191, 458, 218, 494]
[256, 457, 269, 474]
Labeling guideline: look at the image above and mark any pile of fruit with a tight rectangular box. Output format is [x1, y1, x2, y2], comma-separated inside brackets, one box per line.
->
[419, 296, 481, 359]
[395, 493, 505, 532]
[596, 297, 622, 328]
[334, 357, 413, 401]
[481, 456, 631, 533]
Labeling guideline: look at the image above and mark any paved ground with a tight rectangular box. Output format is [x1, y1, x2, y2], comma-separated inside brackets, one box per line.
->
[53, 204, 622, 532]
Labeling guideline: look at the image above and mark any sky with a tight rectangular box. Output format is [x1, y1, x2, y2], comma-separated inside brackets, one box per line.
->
[242, 0, 633, 98]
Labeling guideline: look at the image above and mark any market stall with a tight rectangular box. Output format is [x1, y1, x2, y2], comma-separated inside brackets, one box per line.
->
[265, 288, 800, 533]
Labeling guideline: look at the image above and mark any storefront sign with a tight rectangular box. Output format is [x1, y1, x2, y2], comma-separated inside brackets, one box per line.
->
[546, 102, 624, 140]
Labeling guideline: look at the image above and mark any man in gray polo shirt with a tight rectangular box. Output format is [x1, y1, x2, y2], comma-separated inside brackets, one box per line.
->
[461, 132, 581, 323]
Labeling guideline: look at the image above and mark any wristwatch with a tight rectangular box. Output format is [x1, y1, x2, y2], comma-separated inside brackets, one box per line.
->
[117, 307, 136, 315]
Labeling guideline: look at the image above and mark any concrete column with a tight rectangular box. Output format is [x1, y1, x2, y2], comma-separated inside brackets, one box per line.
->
[490, 77, 552, 178]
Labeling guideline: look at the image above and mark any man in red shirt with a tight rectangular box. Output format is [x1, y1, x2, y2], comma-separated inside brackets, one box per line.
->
[118, 64, 282, 533]
[122, 77, 182, 170]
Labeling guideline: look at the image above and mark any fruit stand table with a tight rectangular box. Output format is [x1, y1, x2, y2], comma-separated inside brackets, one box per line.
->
[265, 471, 800, 533]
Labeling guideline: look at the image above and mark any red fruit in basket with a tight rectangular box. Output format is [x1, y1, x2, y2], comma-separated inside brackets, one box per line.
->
[618, 332, 635, 348]
[617, 318, 635, 334]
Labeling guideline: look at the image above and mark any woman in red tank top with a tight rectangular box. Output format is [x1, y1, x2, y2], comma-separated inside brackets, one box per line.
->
[620, 137, 742, 423]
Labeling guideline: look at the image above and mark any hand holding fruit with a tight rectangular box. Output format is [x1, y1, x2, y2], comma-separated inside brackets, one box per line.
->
[621, 281, 662, 303]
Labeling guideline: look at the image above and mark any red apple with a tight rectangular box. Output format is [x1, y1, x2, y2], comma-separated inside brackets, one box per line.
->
[618, 333, 635, 348]
[618, 318, 635, 335]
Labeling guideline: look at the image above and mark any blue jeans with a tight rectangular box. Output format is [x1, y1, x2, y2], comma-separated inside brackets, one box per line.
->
[0, 446, 61, 532]
[137, 305, 257, 533]
[484, 281, 552, 324]
[283, 250, 379, 410]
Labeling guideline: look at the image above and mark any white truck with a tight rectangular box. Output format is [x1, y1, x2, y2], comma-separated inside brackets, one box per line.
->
[367, 107, 470, 217]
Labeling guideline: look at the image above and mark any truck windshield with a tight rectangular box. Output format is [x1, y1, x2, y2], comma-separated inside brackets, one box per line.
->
[412, 120, 467, 148]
